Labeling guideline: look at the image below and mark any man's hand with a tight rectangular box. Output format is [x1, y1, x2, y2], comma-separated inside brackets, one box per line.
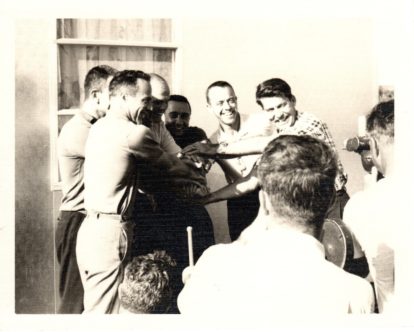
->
[182, 266, 194, 284]
[181, 141, 219, 158]
[177, 153, 213, 175]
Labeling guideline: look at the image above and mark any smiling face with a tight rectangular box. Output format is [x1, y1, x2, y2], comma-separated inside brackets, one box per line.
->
[207, 86, 238, 127]
[165, 100, 191, 137]
[258, 96, 296, 129]
[125, 78, 152, 124]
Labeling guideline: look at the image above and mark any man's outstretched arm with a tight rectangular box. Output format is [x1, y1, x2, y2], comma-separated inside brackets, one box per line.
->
[182, 135, 275, 159]
[128, 124, 205, 183]
[202, 166, 259, 205]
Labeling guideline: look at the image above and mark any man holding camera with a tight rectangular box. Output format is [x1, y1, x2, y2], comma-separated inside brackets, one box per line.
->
[343, 100, 395, 313]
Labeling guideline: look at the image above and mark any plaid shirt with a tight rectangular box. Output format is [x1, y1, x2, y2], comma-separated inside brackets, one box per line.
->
[278, 111, 347, 191]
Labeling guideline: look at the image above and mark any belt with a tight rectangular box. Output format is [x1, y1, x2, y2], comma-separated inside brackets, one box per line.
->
[87, 212, 131, 222]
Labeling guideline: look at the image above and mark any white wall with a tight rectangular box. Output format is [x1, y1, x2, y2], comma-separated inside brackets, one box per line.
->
[177, 18, 378, 242]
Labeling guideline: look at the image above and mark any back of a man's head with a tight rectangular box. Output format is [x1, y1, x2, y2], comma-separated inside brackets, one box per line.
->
[366, 99, 394, 143]
[84, 65, 118, 99]
[109, 70, 150, 98]
[118, 251, 176, 314]
[257, 135, 337, 235]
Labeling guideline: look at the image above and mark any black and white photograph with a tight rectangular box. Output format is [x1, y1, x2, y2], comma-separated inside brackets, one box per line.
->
[1, 0, 414, 330]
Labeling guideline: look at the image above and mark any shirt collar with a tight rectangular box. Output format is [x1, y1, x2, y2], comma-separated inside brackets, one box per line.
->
[244, 225, 326, 258]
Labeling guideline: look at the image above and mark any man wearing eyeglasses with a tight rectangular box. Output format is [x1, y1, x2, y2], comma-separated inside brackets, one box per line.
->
[205, 81, 260, 241]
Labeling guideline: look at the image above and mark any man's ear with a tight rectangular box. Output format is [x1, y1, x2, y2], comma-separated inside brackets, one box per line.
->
[369, 136, 380, 157]
[290, 95, 296, 108]
[91, 89, 101, 105]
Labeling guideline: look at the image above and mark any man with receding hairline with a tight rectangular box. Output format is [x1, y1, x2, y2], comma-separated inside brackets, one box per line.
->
[204, 81, 260, 241]
[148, 73, 181, 154]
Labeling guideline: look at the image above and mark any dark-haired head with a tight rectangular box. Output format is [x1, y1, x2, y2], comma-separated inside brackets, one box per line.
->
[257, 135, 337, 237]
[366, 100, 394, 142]
[118, 251, 176, 314]
[169, 94, 191, 112]
[84, 65, 118, 99]
[109, 70, 151, 97]
[365, 100, 394, 176]
[206, 81, 234, 104]
[256, 78, 296, 108]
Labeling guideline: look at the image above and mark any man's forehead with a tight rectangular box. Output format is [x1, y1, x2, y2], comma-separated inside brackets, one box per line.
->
[208, 86, 235, 99]
[168, 100, 191, 113]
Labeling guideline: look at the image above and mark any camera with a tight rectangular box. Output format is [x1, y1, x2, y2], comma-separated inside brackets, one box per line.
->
[343, 136, 373, 173]
[344, 136, 370, 153]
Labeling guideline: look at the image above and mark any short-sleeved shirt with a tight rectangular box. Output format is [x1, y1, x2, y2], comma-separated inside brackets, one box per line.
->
[58, 111, 95, 213]
[84, 115, 164, 219]
[210, 113, 260, 184]
[135, 121, 181, 194]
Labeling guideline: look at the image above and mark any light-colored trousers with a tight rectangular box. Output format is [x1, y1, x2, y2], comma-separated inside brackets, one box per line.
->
[76, 214, 133, 314]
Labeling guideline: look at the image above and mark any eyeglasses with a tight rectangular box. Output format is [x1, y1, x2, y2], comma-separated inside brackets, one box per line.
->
[169, 112, 190, 120]
[214, 97, 237, 107]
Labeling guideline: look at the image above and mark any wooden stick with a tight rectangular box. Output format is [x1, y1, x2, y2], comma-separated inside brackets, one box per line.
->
[186, 226, 194, 266]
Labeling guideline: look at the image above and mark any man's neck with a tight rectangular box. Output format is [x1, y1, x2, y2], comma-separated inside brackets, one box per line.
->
[108, 99, 133, 123]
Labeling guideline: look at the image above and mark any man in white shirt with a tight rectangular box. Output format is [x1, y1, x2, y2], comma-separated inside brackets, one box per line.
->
[178, 134, 374, 317]
[206, 81, 260, 240]
[76, 70, 204, 313]
[343, 100, 395, 313]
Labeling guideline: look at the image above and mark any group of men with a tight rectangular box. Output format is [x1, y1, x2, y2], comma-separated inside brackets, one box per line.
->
[57, 64, 396, 316]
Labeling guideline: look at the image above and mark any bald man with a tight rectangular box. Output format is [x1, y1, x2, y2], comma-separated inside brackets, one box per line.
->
[148, 73, 181, 154]
[132, 74, 215, 313]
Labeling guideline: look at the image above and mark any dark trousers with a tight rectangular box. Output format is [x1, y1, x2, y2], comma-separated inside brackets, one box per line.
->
[227, 189, 261, 241]
[55, 211, 85, 314]
[326, 189, 350, 221]
[133, 193, 215, 313]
